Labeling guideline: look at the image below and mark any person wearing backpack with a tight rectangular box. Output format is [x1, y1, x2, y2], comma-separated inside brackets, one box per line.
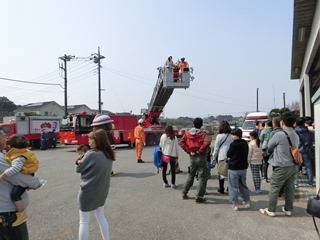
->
[259, 120, 273, 182]
[259, 112, 299, 217]
[294, 117, 314, 187]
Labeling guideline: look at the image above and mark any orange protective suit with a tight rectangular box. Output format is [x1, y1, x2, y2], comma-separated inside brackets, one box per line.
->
[178, 61, 189, 70]
[178, 61, 189, 80]
[134, 124, 145, 160]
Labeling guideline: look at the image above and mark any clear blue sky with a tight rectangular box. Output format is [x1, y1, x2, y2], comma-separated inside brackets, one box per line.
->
[0, 0, 298, 118]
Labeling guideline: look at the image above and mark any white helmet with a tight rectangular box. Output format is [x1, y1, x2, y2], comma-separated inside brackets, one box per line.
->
[138, 119, 144, 124]
[91, 114, 114, 126]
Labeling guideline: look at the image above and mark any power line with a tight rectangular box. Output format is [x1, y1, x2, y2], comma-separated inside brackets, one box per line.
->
[0, 77, 62, 87]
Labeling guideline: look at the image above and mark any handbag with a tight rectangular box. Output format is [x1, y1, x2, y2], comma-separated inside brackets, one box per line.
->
[217, 160, 228, 176]
[307, 189, 320, 238]
[162, 155, 170, 163]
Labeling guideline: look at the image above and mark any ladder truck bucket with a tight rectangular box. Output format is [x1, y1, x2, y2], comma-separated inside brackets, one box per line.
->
[160, 67, 192, 89]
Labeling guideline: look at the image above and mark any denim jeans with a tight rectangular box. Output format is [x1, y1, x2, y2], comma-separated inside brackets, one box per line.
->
[294, 152, 314, 186]
[228, 169, 250, 205]
[262, 154, 270, 180]
[268, 166, 296, 212]
[182, 154, 208, 198]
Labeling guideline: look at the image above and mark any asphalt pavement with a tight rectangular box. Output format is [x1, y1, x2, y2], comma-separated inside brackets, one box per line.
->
[26, 145, 319, 240]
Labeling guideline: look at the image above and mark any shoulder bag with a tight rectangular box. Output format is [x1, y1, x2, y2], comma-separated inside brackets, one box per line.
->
[283, 131, 303, 166]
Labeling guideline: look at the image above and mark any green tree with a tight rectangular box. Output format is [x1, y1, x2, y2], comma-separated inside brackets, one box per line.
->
[0, 97, 16, 117]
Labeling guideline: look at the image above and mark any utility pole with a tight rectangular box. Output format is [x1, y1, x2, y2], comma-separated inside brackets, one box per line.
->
[59, 54, 74, 116]
[283, 92, 286, 109]
[256, 88, 259, 112]
[91, 47, 105, 113]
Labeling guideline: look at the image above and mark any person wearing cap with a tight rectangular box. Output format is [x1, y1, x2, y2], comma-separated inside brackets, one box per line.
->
[134, 119, 146, 163]
[91, 114, 117, 176]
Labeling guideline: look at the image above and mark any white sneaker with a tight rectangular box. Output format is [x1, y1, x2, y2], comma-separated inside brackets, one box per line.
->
[259, 208, 276, 217]
[163, 183, 171, 188]
[242, 201, 251, 209]
[232, 205, 239, 211]
[282, 207, 292, 216]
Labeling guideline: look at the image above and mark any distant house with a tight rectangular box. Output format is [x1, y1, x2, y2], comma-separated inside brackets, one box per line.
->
[14, 101, 65, 117]
[91, 109, 115, 115]
[67, 104, 94, 114]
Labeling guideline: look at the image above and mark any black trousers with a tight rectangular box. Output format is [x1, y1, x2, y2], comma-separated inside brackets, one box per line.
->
[0, 212, 29, 240]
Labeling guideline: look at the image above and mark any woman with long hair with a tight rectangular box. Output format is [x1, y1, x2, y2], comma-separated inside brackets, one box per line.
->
[248, 131, 263, 193]
[76, 129, 115, 240]
[159, 125, 179, 188]
[212, 121, 232, 194]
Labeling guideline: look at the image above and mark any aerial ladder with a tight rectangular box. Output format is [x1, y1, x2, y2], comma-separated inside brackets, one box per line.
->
[141, 64, 194, 145]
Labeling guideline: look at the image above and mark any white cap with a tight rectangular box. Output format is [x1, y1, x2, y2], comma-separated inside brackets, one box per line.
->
[138, 119, 144, 124]
[91, 114, 114, 126]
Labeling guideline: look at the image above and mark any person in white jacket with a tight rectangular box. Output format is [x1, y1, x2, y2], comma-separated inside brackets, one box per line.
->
[159, 125, 179, 188]
[248, 131, 263, 193]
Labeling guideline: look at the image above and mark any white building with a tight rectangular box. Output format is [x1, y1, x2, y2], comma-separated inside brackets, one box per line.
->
[291, 0, 320, 189]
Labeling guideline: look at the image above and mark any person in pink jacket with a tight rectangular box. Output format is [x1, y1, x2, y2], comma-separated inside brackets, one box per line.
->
[248, 131, 263, 193]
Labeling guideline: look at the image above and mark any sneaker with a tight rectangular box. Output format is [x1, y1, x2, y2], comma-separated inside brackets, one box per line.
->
[111, 171, 117, 176]
[12, 211, 28, 227]
[242, 201, 251, 209]
[137, 159, 145, 163]
[163, 183, 171, 188]
[182, 193, 189, 200]
[251, 189, 262, 194]
[282, 207, 292, 216]
[259, 208, 276, 217]
[171, 184, 177, 189]
[195, 197, 206, 203]
[232, 205, 239, 211]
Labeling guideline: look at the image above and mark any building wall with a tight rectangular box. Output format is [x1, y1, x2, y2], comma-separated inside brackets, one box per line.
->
[300, 1, 320, 189]
[70, 106, 93, 114]
[41, 103, 64, 116]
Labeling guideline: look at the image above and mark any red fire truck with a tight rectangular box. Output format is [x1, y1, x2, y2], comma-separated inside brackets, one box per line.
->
[0, 116, 62, 149]
[141, 64, 194, 145]
[58, 112, 137, 147]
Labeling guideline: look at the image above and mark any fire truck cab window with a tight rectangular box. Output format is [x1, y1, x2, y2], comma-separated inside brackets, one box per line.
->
[1, 126, 11, 134]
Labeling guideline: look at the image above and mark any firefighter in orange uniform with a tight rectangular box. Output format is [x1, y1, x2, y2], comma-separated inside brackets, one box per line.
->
[178, 57, 189, 80]
[134, 119, 145, 163]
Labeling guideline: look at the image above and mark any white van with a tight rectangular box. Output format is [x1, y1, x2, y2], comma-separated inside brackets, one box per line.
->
[240, 112, 269, 141]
